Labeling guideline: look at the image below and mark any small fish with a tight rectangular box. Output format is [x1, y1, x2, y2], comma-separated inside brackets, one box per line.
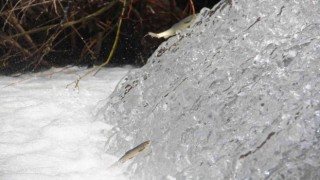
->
[108, 140, 150, 169]
[147, 14, 197, 39]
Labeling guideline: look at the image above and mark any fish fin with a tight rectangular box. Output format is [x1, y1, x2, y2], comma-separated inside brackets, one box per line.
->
[107, 161, 120, 170]
[147, 32, 162, 38]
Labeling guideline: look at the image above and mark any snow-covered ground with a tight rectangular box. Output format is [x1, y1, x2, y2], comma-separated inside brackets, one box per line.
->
[0, 66, 132, 180]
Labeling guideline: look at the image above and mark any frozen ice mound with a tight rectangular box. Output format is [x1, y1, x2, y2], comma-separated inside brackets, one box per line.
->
[100, 0, 320, 179]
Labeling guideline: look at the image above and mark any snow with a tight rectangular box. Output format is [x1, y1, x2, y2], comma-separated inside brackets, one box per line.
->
[0, 66, 132, 180]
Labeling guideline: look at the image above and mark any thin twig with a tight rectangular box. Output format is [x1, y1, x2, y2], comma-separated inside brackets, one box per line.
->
[189, 0, 195, 14]
[10, 0, 118, 38]
[67, 0, 127, 89]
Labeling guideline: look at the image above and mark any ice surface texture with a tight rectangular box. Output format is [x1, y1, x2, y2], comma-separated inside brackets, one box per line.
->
[101, 0, 320, 179]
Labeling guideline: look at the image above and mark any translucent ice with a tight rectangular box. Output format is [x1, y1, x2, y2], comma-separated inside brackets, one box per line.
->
[100, 0, 320, 179]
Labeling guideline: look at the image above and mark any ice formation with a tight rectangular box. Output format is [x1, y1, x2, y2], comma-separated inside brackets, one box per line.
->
[100, 0, 320, 179]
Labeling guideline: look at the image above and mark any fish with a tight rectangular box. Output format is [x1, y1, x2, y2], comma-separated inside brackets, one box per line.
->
[147, 14, 197, 39]
[108, 140, 150, 169]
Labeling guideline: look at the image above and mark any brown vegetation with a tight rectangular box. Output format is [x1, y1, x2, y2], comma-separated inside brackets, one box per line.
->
[0, 0, 195, 74]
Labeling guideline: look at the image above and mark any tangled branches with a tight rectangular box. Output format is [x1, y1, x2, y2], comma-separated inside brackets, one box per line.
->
[0, 0, 194, 74]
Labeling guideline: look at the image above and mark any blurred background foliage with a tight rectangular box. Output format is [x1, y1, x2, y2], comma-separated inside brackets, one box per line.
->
[0, 0, 219, 74]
